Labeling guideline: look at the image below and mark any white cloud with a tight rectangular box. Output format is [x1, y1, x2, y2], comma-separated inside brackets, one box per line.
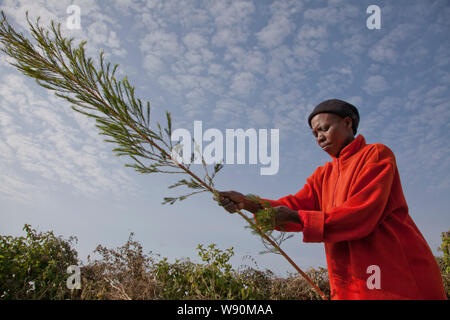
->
[0, 66, 136, 202]
[140, 30, 182, 58]
[297, 24, 327, 41]
[304, 1, 359, 25]
[377, 96, 403, 116]
[111, 0, 140, 15]
[433, 44, 450, 68]
[257, 15, 293, 48]
[0, 0, 63, 30]
[0, 165, 39, 203]
[230, 72, 256, 96]
[347, 96, 363, 107]
[213, 99, 247, 126]
[0, 135, 14, 163]
[363, 75, 388, 95]
[246, 107, 270, 127]
[224, 47, 266, 75]
[209, 0, 255, 47]
[368, 24, 415, 64]
[0, 110, 18, 136]
[256, 0, 303, 49]
[142, 53, 164, 73]
[262, 45, 308, 93]
[183, 32, 208, 50]
[211, 26, 247, 48]
[208, 0, 255, 27]
[85, 22, 126, 57]
[292, 43, 321, 72]
[208, 63, 230, 79]
[333, 32, 369, 62]
[291, 24, 330, 73]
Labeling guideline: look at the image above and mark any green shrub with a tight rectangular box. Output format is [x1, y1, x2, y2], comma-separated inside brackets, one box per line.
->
[0, 224, 79, 299]
[154, 244, 266, 299]
[81, 238, 329, 300]
[7, 225, 449, 300]
[437, 231, 450, 299]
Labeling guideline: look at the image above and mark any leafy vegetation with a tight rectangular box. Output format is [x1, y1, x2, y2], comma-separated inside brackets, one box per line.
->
[437, 231, 450, 296]
[2, 225, 449, 300]
[78, 232, 330, 300]
[0, 224, 79, 299]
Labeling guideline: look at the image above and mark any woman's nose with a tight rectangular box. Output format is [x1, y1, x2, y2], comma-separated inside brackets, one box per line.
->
[317, 133, 326, 144]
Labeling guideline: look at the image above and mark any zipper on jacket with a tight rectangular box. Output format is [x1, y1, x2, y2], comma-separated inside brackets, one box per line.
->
[332, 159, 340, 207]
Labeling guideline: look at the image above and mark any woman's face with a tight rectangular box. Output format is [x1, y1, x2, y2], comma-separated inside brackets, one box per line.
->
[310, 113, 354, 157]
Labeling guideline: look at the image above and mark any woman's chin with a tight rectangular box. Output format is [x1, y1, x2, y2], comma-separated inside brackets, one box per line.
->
[321, 147, 334, 156]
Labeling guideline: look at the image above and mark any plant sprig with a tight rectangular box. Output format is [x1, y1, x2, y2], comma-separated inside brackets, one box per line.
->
[243, 195, 294, 254]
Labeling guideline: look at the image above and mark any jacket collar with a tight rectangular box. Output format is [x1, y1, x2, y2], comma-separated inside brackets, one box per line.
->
[332, 134, 366, 161]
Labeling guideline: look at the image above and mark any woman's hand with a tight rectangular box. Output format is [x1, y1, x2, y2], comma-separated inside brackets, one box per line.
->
[214, 190, 247, 213]
[273, 206, 301, 227]
[214, 192, 301, 228]
[214, 191, 262, 214]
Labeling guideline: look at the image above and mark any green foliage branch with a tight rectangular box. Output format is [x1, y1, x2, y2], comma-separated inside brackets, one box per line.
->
[244, 194, 294, 254]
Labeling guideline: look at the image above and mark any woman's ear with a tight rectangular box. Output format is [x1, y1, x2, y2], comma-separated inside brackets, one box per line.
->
[343, 117, 355, 136]
[343, 116, 353, 129]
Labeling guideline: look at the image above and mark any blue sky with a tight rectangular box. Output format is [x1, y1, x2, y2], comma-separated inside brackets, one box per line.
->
[0, 0, 449, 277]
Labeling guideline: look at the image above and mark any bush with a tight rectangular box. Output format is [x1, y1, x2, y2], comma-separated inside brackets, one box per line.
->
[267, 267, 330, 300]
[154, 244, 267, 299]
[2, 225, 447, 300]
[0, 224, 79, 299]
[79, 237, 329, 300]
[437, 231, 450, 299]
[80, 233, 159, 300]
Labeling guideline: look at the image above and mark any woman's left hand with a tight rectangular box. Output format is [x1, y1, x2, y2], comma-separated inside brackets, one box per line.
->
[273, 206, 301, 227]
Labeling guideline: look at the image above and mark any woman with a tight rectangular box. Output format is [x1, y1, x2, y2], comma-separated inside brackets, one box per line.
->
[216, 99, 446, 300]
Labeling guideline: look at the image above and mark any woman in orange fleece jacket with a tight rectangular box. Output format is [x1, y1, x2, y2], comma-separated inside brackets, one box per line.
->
[217, 99, 446, 300]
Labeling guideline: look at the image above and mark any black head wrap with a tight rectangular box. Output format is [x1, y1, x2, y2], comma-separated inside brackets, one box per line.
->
[308, 99, 360, 134]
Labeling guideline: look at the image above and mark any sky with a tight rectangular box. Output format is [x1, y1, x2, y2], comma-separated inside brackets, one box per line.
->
[0, 0, 449, 277]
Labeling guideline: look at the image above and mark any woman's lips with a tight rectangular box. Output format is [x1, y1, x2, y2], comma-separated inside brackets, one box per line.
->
[322, 144, 332, 150]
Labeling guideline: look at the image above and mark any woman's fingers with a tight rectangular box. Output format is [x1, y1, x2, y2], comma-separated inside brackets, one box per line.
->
[214, 191, 234, 204]
[213, 193, 228, 205]
[220, 191, 244, 202]
[224, 202, 237, 213]
[219, 197, 231, 206]
[214, 190, 244, 213]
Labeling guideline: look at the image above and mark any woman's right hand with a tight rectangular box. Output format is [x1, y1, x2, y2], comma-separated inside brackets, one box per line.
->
[214, 191, 247, 213]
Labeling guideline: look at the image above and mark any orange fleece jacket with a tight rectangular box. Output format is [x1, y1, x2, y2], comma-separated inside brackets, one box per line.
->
[263, 134, 446, 300]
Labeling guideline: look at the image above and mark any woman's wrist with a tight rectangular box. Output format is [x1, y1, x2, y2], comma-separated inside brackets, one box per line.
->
[275, 207, 301, 225]
[288, 209, 301, 224]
